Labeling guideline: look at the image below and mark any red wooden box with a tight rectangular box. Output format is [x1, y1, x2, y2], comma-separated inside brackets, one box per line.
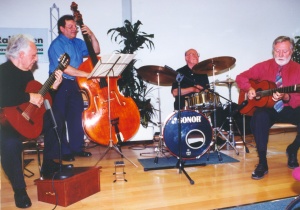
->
[35, 167, 101, 207]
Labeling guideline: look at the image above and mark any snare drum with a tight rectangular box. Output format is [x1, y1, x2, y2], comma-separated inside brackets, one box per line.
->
[163, 110, 213, 159]
[190, 90, 220, 108]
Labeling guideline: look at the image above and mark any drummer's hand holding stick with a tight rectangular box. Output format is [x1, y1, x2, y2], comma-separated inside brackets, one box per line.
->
[193, 85, 204, 92]
[172, 85, 203, 96]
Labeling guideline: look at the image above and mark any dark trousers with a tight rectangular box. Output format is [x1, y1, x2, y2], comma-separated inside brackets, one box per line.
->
[251, 106, 300, 156]
[0, 110, 64, 190]
[52, 79, 84, 154]
[0, 126, 25, 190]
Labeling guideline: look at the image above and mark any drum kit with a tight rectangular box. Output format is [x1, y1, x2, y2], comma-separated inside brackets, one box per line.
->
[137, 56, 248, 170]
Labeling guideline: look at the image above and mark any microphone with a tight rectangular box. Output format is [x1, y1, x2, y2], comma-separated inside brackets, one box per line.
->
[44, 99, 57, 128]
[230, 100, 248, 117]
[292, 167, 300, 181]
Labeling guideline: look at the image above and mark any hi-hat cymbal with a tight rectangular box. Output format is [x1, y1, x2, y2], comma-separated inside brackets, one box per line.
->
[137, 65, 177, 86]
[215, 78, 236, 85]
[192, 56, 236, 76]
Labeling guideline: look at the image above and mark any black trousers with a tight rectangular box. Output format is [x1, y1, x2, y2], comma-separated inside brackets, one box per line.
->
[251, 106, 300, 153]
[0, 109, 66, 190]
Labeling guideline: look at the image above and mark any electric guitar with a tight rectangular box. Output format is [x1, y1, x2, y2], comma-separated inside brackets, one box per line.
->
[238, 79, 300, 116]
[0, 53, 70, 139]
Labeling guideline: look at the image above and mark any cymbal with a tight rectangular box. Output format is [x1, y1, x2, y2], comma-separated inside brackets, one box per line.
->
[137, 65, 177, 86]
[192, 56, 236, 76]
[215, 78, 235, 85]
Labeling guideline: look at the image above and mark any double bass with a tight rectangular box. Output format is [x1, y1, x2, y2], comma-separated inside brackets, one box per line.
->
[71, 2, 140, 145]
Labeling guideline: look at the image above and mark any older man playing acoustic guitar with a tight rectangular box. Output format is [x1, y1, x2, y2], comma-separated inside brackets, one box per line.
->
[236, 36, 300, 180]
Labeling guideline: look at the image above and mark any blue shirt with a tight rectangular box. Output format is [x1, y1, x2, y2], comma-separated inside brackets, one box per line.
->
[48, 34, 89, 80]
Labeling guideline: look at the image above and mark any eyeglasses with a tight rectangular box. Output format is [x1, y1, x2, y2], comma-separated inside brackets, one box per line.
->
[65, 25, 79, 30]
[185, 53, 199, 57]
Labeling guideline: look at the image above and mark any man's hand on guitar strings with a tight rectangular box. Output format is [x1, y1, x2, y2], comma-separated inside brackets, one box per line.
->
[272, 91, 284, 102]
[247, 87, 256, 100]
[29, 93, 44, 108]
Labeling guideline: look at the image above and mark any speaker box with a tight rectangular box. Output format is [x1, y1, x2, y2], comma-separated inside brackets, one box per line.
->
[35, 167, 101, 207]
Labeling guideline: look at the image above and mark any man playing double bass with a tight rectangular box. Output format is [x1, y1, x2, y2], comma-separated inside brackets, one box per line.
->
[48, 15, 100, 162]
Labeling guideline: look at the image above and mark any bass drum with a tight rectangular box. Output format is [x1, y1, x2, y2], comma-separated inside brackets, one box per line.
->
[163, 110, 213, 159]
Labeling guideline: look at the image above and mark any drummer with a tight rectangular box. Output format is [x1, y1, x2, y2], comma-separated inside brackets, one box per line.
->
[171, 48, 209, 110]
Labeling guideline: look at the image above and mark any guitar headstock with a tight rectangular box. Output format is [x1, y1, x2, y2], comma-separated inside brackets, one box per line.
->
[70, 2, 83, 26]
[296, 84, 300, 92]
[58, 53, 70, 71]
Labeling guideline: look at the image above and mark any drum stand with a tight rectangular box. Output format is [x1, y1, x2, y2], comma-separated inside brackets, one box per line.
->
[140, 72, 169, 163]
[206, 88, 230, 161]
[210, 79, 249, 158]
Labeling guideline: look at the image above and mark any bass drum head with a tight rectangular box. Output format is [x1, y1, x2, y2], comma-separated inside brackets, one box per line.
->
[163, 110, 212, 159]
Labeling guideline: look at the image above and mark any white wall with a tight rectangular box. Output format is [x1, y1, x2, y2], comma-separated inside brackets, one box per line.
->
[1, 0, 300, 134]
[0, 0, 123, 82]
[131, 0, 300, 129]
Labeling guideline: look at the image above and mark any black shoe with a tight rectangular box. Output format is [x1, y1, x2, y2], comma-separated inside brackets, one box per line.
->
[41, 160, 73, 177]
[251, 164, 268, 180]
[286, 145, 299, 169]
[14, 188, 32, 208]
[62, 154, 75, 162]
[74, 151, 92, 157]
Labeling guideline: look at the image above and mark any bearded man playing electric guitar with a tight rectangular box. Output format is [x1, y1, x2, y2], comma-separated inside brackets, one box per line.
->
[236, 36, 300, 180]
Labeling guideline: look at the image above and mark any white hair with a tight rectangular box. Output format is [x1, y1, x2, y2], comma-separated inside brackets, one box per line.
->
[5, 34, 35, 59]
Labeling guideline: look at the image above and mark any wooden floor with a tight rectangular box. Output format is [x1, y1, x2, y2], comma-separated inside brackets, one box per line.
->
[1, 130, 300, 210]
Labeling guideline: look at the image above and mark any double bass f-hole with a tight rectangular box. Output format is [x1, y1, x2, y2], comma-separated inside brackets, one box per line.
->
[111, 91, 122, 105]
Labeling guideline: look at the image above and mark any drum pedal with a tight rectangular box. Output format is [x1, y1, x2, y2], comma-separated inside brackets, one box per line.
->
[113, 161, 127, 182]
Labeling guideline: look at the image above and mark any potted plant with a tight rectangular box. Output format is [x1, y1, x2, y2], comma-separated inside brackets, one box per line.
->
[107, 20, 156, 127]
[292, 36, 300, 63]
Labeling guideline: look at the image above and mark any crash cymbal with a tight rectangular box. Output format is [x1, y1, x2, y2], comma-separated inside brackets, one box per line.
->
[137, 65, 177, 86]
[215, 78, 236, 85]
[192, 56, 236, 76]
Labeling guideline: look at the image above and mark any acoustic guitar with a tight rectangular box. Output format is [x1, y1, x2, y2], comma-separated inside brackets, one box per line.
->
[238, 79, 300, 116]
[0, 53, 70, 139]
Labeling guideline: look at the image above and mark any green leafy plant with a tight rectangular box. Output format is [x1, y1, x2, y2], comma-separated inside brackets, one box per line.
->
[107, 20, 156, 127]
[292, 36, 300, 64]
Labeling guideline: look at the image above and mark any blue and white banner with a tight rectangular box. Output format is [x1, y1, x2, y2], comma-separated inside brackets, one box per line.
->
[0, 28, 48, 63]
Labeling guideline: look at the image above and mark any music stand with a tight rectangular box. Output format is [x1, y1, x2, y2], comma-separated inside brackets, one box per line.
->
[90, 53, 138, 167]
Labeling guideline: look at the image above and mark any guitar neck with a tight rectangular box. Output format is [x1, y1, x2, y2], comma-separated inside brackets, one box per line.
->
[71, 3, 107, 89]
[38, 70, 58, 96]
[258, 84, 300, 97]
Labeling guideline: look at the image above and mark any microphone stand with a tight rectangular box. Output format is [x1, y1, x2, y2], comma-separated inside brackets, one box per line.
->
[176, 74, 194, 185]
[44, 99, 73, 180]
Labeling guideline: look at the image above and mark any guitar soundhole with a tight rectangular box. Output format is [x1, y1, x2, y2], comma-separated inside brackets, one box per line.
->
[255, 88, 262, 100]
